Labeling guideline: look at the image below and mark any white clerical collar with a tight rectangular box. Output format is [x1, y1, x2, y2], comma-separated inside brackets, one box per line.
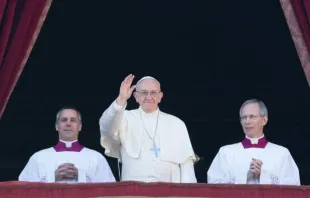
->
[138, 106, 159, 117]
[59, 139, 78, 148]
[245, 134, 264, 144]
[245, 134, 265, 144]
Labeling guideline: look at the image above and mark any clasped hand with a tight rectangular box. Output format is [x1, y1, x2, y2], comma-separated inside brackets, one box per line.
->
[247, 158, 263, 179]
[55, 163, 78, 181]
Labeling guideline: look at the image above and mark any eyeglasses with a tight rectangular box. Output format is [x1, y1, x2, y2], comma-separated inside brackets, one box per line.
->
[136, 90, 161, 97]
[240, 115, 262, 122]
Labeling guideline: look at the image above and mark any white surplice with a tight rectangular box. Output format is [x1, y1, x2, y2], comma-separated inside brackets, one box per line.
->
[99, 100, 197, 183]
[207, 136, 300, 185]
[19, 141, 116, 183]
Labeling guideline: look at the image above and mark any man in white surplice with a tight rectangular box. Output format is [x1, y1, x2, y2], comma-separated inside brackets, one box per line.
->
[19, 107, 115, 183]
[99, 74, 197, 183]
[207, 99, 300, 185]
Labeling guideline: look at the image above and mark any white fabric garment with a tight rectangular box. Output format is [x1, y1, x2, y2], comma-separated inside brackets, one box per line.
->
[207, 138, 300, 185]
[99, 100, 197, 183]
[19, 141, 116, 183]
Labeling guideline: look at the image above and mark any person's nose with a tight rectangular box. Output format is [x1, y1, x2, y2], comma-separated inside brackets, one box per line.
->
[65, 121, 72, 127]
[145, 93, 153, 100]
[244, 118, 252, 125]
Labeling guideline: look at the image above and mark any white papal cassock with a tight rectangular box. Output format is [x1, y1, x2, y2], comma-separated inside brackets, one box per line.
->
[207, 135, 300, 185]
[99, 100, 197, 183]
[19, 140, 116, 183]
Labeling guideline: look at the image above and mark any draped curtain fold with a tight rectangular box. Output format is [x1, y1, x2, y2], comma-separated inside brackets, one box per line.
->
[0, 0, 52, 119]
[280, 0, 310, 87]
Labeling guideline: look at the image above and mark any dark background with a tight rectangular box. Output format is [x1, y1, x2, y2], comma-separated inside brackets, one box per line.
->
[1, 0, 310, 184]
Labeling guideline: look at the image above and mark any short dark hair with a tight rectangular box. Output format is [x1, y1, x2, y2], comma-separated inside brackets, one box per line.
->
[55, 107, 82, 123]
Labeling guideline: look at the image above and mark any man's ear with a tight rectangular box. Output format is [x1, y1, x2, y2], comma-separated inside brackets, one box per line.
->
[262, 116, 268, 125]
[158, 91, 163, 103]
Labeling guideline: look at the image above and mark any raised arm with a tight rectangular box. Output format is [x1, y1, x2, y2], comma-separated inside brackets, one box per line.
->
[99, 74, 136, 158]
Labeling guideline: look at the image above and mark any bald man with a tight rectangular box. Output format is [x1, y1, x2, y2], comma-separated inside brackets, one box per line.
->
[99, 74, 197, 183]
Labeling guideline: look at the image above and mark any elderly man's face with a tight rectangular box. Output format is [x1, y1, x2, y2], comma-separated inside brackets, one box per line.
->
[55, 109, 81, 141]
[134, 79, 163, 113]
[240, 103, 268, 138]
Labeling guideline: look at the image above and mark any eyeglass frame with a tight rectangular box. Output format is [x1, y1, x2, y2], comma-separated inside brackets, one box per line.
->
[240, 115, 265, 122]
[135, 90, 162, 97]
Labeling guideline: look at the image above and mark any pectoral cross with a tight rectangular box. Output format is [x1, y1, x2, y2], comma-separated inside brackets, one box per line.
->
[151, 144, 160, 157]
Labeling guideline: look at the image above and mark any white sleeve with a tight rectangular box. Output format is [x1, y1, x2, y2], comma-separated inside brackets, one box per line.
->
[18, 154, 41, 182]
[90, 154, 116, 182]
[207, 148, 233, 183]
[180, 158, 197, 183]
[278, 150, 300, 185]
[19, 153, 57, 183]
[99, 100, 127, 158]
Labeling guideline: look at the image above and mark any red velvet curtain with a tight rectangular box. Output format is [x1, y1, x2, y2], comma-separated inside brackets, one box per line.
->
[290, 0, 310, 51]
[280, 0, 310, 87]
[0, 0, 52, 119]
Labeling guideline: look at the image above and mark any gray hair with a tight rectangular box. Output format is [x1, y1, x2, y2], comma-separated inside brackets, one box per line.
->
[239, 99, 268, 117]
[136, 76, 161, 91]
[55, 107, 82, 123]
